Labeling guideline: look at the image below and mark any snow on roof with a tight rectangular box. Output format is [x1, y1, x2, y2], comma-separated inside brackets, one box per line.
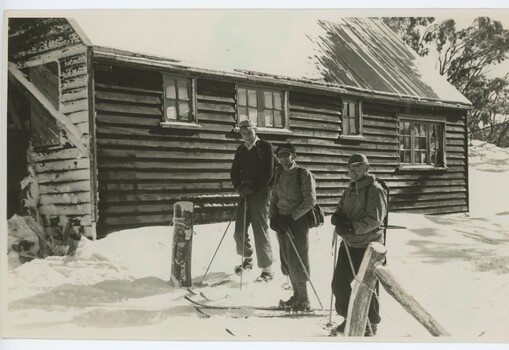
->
[69, 10, 471, 107]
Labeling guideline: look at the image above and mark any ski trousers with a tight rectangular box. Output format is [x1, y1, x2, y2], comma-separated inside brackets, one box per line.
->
[331, 241, 381, 324]
[234, 186, 274, 269]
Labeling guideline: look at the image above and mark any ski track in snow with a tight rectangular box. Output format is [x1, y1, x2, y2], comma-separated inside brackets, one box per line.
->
[4, 140, 509, 341]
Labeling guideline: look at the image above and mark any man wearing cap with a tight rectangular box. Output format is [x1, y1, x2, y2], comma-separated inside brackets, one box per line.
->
[330, 153, 387, 336]
[230, 118, 275, 282]
[269, 143, 316, 311]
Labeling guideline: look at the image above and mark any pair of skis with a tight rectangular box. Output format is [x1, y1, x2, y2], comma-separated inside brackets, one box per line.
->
[185, 294, 329, 319]
[186, 280, 328, 319]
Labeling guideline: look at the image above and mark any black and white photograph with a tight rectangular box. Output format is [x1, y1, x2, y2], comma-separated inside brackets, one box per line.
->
[2, 4, 509, 348]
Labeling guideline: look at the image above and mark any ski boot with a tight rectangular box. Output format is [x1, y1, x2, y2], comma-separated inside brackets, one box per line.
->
[278, 295, 297, 310]
[234, 258, 253, 275]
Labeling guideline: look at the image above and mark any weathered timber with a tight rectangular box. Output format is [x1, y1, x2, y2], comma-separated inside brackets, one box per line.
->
[8, 62, 87, 155]
[170, 201, 194, 287]
[345, 243, 387, 337]
[376, 264, 450, 336]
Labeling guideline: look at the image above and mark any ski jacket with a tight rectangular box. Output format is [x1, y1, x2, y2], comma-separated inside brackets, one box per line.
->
[269, 163, 316, 221]
[230, 138, 274, 193]
[334, 174, 387, 248]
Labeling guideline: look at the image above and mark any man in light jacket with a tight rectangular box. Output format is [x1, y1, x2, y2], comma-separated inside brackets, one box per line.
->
[330, 153, 387, 336]
[269, 143, 316, 311]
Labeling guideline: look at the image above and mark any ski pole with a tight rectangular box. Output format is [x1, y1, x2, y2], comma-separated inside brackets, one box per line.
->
[200, 200, 240, 285]
[283, 227, 325, 310]
[240, 196, 247, 290]
[328, 231, 338, 326]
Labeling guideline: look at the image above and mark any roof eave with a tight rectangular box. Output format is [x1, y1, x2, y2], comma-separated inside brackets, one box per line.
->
[91, 46, 473, 111]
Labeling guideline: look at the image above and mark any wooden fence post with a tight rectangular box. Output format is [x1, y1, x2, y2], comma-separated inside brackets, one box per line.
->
[170, 201, 194, 287]
[345, 242, 386, 337]
[376, 265, 451, 336]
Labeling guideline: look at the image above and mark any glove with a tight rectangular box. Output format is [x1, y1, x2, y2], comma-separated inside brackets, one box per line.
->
[336, 221, 354, 237]
[331, 209, 349, 226]
[237, 183, 254, 197]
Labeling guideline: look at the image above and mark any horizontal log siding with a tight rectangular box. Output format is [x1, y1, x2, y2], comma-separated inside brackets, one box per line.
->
[94, 65, 242, 235]
[93, 63, 468, 236]
[9, 19, 93, 237]
[361, 103, 468, 215]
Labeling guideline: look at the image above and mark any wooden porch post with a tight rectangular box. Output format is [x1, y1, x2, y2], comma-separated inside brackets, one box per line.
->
[344, 242, 386, 337]
[376, 265, 451, 336]
[170, 201, 194, 287]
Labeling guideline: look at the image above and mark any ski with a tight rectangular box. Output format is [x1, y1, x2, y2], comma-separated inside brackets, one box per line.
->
[184, 296, 329, 318]
[186, 277, 232, 296]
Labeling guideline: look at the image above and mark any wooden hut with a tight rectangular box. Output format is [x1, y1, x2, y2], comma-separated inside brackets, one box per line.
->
[6, 13, 472, 238]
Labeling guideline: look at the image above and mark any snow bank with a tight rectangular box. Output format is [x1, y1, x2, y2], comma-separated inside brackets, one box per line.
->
[3, 140, 509, 342]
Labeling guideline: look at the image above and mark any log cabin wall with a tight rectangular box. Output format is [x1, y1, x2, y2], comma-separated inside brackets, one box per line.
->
[93, 61, 468, 236]
[361, 102, 468, 214]
[8, 18, 94, 237]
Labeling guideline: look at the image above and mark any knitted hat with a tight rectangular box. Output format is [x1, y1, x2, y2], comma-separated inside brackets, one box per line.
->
[348, 153, 369, 165]
[276, 143, 296, 155]
[238, 119, 256, 129]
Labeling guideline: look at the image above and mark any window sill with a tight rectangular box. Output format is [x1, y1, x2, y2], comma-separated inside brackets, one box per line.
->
[396, 165, 448, 173]
[233, 127, 293, 136]
[160, 121, 202, 130]
[339, 135, 366, 141]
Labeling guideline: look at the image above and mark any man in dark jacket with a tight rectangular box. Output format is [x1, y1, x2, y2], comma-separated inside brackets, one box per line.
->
[230, 118, 275, 282]
[330, 153, 388, 336]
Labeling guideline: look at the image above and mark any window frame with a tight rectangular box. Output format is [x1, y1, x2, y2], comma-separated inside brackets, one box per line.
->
[340, 98, 364, 140]
[160, 73, 200, 130]
[235, 83, 291, 135]
[397, 115, 448, 170]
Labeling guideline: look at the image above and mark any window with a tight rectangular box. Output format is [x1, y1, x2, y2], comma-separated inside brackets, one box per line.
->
[342, 99, 362, 136]
[237, 85, 287, 129]
[29, 61, 62, 148]
[398, 119, 445, 166]
[162, 74, 196, 124]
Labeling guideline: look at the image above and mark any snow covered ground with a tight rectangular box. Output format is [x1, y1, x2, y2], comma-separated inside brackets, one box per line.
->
[2, 140, 509, 347]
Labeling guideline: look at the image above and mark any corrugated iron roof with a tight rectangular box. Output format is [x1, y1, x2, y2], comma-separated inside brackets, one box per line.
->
[68, 11, 471, 107]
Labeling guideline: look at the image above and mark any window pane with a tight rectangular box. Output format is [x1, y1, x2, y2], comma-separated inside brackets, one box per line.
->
[349, 102, 356, 117]
[177, 80, 189, 100]
[178, 102, 190, 120]
[165, 81, 176, 99]
[349, 117, 357, 134]
[248, 108, 257, 125]
[418, 124, 426, 137]
[264, 111, 273, 127]
[403, 121, 411, 135]
[273, 92, 282, 109]
[264, 91, 273, 109]
[238, 88, 247, 106]
[401, 136, 409, 149]
[430, 152, 436, 165]
[248, 90, 257, 107]
[166, 102, 177, 120]
[342, 102, 348, 117]
[419, 137, 427, 150]
[430, 138, 439, 151]
[404, 151, 411, 163]
[274, 110, 283, 127]
[343, 116, 350, 134]
[400, 151, 405, 162]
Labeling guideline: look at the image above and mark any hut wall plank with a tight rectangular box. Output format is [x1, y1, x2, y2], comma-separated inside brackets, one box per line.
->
[9, 18, 95, 235]
[93, 62, 468, 235]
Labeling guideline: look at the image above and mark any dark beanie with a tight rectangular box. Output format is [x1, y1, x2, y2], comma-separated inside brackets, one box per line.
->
[276, 143, 296, 154]
[348, 153, 369, 165]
